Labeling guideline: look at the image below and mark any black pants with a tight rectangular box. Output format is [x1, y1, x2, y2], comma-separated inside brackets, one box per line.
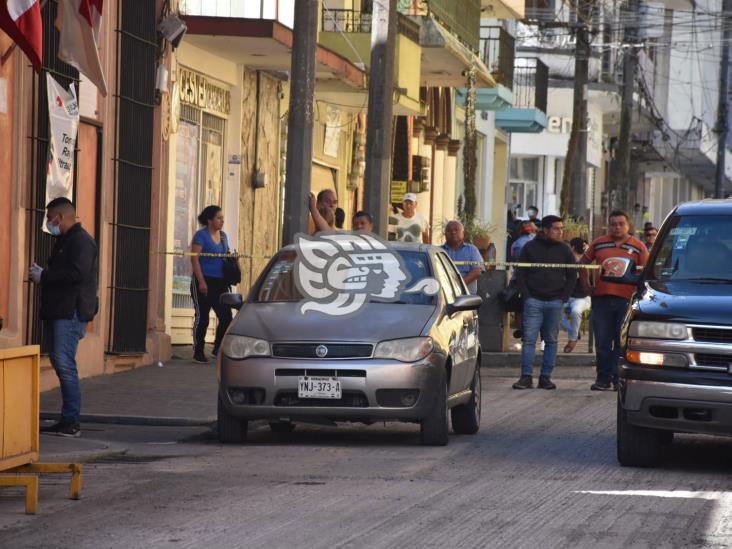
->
[191, 276, 232, 355]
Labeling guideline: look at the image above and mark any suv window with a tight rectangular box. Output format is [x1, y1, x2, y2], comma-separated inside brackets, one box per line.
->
[651, 215, 732, 281]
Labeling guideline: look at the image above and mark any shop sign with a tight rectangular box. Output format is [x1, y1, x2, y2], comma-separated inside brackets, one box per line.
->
[390, 180, 408, 203]
[179, 67, 231, 115]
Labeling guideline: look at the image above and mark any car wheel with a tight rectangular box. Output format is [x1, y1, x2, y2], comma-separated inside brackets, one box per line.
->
[217, 394, 248, 444]
[616, 397, 669, 467]
[451, 361, 481, 435]
[420, 367, 449, 446]
[269, 421, 296, 434]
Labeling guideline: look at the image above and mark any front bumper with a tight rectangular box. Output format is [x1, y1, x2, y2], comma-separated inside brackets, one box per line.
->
[619, 361, 732, 436]
[218, 352, 445, 422]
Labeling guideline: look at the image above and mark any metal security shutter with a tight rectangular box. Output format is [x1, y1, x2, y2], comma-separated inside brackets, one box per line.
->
[108, 0, 157, 353]
[26, 0, 79, 348]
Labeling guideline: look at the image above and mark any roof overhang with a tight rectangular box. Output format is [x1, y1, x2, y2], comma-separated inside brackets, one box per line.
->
[181, 16, 366, 91]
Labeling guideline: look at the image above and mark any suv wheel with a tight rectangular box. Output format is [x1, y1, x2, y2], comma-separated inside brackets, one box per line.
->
[217, 394, 248, 443]
[420, 367, 449, 446]
[617, 397, 671, 467]
[451, 362, 481, 435]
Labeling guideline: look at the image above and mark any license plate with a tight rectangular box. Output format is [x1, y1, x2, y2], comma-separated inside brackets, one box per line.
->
[298, 376, 341, 399]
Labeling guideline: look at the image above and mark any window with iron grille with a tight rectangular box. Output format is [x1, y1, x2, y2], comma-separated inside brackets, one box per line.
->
[108, 0, 157, 353]
[26, 0, 80, 348]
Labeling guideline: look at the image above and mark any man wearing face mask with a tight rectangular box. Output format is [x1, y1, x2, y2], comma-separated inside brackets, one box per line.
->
[29, 197, 99, 437]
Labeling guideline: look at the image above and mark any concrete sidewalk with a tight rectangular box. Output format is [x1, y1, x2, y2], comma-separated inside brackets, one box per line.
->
[41, 359, 218, 426]
[40, 352, 594, 426]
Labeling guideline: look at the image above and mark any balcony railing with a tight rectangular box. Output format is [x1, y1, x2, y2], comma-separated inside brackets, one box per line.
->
[513, 58, 548, 112]
[321, 7, 372, 33]
[425, 0, 480, 52]
[480, 26, 515, 89]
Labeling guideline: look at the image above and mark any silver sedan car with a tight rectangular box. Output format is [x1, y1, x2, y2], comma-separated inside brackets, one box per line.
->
[217, 242, 482, 445]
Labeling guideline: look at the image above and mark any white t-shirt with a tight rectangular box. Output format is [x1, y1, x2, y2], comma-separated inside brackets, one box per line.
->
[390, 211, 429, 242]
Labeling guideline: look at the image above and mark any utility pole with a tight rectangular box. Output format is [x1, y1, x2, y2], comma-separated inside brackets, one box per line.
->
[609, 0, 640, 212]
[463, 68, 477, 227]
[560, 0, 591, 219]
[363, 0, 397, 237]
[714, 0, 732, 199]
[281, 0, 318, 245]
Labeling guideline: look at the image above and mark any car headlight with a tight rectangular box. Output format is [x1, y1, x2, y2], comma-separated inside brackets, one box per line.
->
[628, 321, 688, 340]
[222, 335, 270, 360]
[626, 350, 688, 368]
[373, 337, 433, 362]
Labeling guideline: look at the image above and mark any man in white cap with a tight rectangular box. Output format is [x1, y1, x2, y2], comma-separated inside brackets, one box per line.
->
[390, 193, 429, 243]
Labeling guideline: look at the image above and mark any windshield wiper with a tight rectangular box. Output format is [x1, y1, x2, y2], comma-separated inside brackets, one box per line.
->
[682, 277, 732, 283]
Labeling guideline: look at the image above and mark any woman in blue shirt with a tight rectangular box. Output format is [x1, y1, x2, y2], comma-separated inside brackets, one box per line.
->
[190, 205, 233, 363]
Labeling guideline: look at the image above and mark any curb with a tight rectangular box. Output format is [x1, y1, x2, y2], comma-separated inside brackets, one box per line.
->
[41, 412, 216, 427]
[40, 440, 130, 464]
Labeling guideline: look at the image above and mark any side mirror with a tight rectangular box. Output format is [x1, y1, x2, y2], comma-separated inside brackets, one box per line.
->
[220, 292, 244, 310]
[600, 257, 641, 285]
[447, 294, 483, 315]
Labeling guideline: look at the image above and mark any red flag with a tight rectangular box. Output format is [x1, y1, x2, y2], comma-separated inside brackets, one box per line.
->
[0, 0, 43, 72]
[56, 0, 107, 96]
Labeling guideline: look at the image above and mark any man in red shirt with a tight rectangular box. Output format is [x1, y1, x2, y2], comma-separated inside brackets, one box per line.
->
[580, 211, 649, 391]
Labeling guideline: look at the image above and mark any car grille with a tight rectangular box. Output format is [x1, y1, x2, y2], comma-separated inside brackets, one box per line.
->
[692, 327, 732, 344]
[274, 390, 369, 407]
[694, 353, 732, 369]
[275, 369, 366, 378]
[271, 343, 373, 359]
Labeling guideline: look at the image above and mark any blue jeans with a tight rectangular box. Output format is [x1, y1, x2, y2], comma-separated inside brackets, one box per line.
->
[44, 313, 87, 424]
[521, 297, 564, 377]
[560, 296, 591, 341]
[591, 295, 629, 384]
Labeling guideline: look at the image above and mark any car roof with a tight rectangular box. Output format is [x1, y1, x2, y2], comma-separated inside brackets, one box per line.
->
[673, 198, 732, 216]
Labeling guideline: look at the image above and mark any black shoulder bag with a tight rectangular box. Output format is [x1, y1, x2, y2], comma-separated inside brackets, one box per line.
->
[221, 232, 242, 286]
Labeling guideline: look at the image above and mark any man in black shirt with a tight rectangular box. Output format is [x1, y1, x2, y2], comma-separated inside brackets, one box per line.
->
[29, 197, 99, 437]
[513, 215, 576, 390]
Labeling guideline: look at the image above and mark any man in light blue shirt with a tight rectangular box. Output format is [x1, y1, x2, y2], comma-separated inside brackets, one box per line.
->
[441, 220, 483, 294]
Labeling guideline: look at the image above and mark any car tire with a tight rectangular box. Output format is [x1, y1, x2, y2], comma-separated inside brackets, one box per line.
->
[451, 361, 481, 435]
[616, 397, 668, 467]
[420, 367, 449, 446]
[217, 394, 248, 444]
[269, 421, 296, 434]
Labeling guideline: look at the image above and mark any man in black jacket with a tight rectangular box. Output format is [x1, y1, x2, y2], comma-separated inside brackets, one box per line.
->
[29, 197, 98, 437]
[513, 215, 576, 390]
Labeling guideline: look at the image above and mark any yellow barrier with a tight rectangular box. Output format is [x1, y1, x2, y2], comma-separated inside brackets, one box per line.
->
[0, 345, 83, 514]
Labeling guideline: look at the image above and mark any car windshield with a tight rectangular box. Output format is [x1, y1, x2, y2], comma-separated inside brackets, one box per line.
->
[650, 215, 732, 281]
[253, 249, 436, 305]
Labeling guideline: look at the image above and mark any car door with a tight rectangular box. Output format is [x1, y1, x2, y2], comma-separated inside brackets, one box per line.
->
[431, 255, 465, 396]
[437, 253, 479, 392]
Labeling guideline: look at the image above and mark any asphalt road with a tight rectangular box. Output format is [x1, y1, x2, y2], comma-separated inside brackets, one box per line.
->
[2, 368, 731, 549]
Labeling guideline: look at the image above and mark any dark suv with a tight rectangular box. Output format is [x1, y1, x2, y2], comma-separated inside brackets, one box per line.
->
[602, 200, 732, 466]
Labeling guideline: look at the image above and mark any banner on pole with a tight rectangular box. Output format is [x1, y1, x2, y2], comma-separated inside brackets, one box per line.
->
[44, 73, 79, 227]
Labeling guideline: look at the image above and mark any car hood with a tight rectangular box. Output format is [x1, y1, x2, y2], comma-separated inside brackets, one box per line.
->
[635, 280, 732, 325]
[230, 302, 437, 342]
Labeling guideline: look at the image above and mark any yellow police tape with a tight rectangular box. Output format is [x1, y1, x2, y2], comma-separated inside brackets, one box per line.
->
[159, 251, 600, 269]
[453, 260, 601, 269]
